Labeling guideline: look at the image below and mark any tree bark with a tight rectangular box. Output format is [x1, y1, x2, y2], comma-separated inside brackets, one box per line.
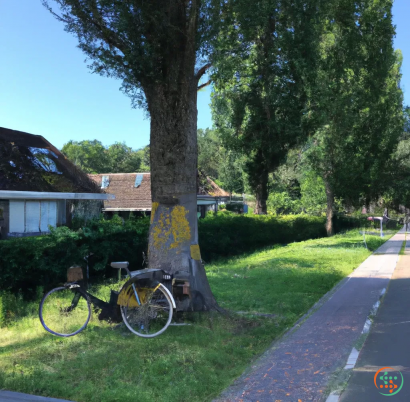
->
[324, 178, 334, 236]
[146, 85, 218, 311]
[254, 169, 269, 215]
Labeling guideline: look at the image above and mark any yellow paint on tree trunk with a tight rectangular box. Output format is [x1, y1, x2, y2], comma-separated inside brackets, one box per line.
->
[169, 206, 191, 250]
[190, 244, 201, 260]
[151, 202, 159, 223]
[151, 211, 170, 251]
[150, 205, 191, 254]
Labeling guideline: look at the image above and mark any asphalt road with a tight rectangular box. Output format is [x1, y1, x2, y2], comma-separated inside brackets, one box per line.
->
[339, 236, 410, 402]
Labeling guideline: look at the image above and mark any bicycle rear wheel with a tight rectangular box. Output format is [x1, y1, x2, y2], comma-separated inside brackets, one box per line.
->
[39, 286, 91, 337]
[120, 284, 173, 338]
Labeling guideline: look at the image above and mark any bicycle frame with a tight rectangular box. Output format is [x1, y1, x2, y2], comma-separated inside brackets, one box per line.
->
[63, 266, 175, 323]
[40, 261, 177, 338]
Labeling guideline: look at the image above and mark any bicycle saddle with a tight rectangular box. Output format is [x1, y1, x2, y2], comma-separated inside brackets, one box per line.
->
[111, 261, 129, 269]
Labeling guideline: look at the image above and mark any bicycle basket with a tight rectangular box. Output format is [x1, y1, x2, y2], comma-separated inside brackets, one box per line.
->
[67, 266, 83, 282]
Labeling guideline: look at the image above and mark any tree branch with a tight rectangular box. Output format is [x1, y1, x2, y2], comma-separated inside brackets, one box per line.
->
[42, 1, 72, 24]
[195, 63, 212, 80]
[67, 0, 129, 56]
[89, 0, 129, 54]
[197, 79, 211, 91]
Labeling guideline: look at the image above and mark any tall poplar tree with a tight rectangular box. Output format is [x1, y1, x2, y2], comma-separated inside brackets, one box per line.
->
[43, 0, 227, 310]
[211, 0, 324, 214]
[305, 0, 402, 235]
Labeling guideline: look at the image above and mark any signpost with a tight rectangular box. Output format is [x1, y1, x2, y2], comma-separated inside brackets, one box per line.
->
[367, 216, 384, 238]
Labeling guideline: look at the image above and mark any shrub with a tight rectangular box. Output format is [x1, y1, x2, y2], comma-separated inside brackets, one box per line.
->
[225, 202, 244, 213]
[0, 216, 149, 297]
[198, 214, 327, 260]
[267, 192, 302, 215]
[0, 213, 371, 297]
[0, 294, 3, 326]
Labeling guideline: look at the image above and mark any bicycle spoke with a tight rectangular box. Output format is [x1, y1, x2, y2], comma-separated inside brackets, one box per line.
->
[121, 285, 173, 337]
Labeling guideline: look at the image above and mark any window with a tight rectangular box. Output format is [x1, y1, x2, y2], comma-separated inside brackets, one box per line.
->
[9, 200, 57, 233]
[40, 201, 57, 231]
[101, 175, 109, 188]
[134, 174, 143, 188]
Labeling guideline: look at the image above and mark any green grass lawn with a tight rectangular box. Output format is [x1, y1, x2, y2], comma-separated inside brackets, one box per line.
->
[0, 230, 395, 402]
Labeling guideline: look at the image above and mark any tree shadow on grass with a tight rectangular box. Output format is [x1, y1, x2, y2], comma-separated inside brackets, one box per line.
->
[304, 242, 367, 250]
[0, 332, 50, 356]
[0, 313, 279, 402]
[305, 237, 402, 254]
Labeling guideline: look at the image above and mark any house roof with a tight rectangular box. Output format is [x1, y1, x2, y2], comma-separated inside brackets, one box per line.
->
[200, 177, 230, 197]
[197, 170, 230, 197]
[89, 172, 229, 211]
[89, 173, 152, 211]
[0, 127, 102, 194]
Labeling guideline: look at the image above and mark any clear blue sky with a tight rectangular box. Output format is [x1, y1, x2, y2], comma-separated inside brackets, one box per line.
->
[0, 0, 409, 151]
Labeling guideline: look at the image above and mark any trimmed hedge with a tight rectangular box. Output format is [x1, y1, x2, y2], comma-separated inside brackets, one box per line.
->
[199, 213, 326, 260]
[0, 216, 149, 297]
[0, 213, 379, 296]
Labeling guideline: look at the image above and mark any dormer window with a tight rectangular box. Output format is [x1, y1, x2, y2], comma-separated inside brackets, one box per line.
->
[134, 174, 143, 188]
[101, 175, 109, 188]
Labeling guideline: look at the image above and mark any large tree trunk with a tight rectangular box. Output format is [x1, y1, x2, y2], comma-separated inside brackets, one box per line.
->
[324, 178, 334, 236]
[145, 78, 218, 312]
[254, 169, 269, 215]
[147, 86, 218, 311]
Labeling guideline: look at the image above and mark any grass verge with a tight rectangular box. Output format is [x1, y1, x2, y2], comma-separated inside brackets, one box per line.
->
[0, 230, 394, 402]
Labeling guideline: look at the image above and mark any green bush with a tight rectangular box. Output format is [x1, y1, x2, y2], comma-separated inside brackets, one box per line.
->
[0, 215, 149, 297]
[0, 294, 3, 326]
[198, 214, 327, 260]
[198, 213, 377, 260]
[225, 202, 244, 213]
[267, 192, 302, 215]
[0, 213, 371, 297]
[334, 214, 400, 231]
[0, 289, 41, 327]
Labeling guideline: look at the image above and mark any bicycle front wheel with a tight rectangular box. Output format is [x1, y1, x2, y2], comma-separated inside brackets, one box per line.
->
[39, 286, 91, 337]
[121, 284, 173, 338]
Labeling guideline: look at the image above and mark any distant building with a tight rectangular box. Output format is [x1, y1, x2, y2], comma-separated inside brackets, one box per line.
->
[89, 172, 230, 219]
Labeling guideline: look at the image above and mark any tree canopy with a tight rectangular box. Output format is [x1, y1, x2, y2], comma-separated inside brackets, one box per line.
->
[61, 140, 150, 173]
[211, 0, 326, 214]
[43, 0, 229, 310]
[197, 128, 245, 194]
[44, 0, 406, 312]
[304, 0, 403, 234]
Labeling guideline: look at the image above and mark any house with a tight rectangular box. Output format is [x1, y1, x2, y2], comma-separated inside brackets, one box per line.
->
[0, 127, 114, 239]
[89, 172, 230, 218]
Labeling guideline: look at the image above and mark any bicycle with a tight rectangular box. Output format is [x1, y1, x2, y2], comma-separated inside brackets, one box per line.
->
[39, 259, 176, 338]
